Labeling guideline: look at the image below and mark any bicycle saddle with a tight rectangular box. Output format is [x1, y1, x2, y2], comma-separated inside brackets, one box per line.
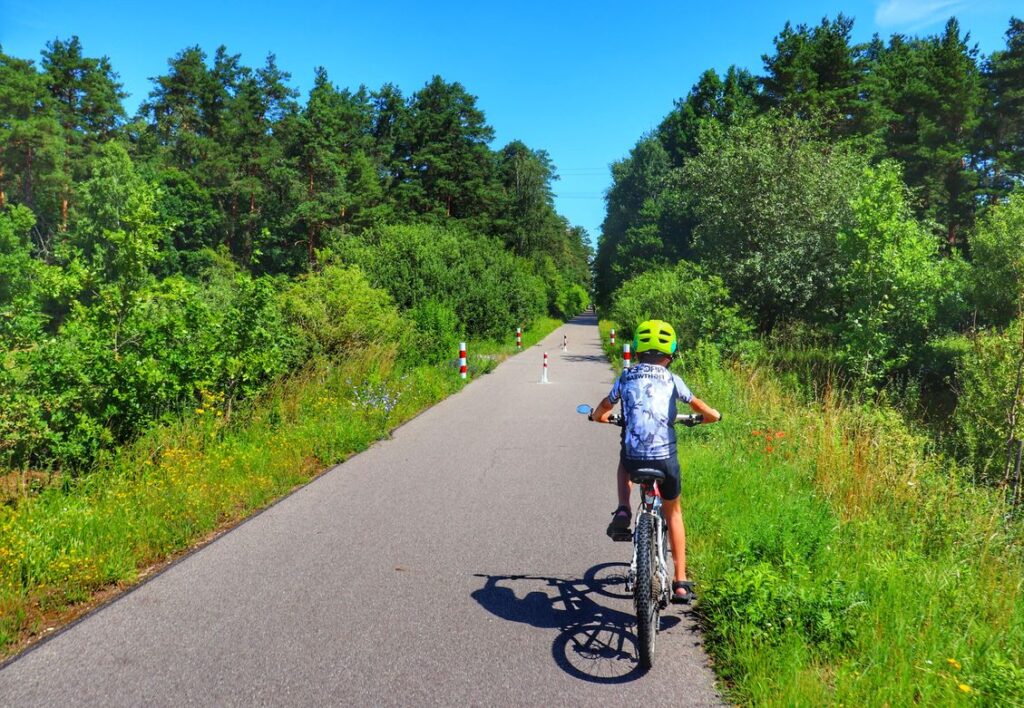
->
[629, 468, 666, 485]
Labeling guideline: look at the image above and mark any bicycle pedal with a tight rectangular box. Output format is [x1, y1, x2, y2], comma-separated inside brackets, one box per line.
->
[610, 531, 632, 542]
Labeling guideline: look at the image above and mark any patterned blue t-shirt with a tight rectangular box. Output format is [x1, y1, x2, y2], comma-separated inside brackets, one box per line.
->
[608, 363, 693, 460]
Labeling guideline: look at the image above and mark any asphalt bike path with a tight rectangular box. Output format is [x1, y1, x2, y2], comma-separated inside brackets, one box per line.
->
[0, 314, 722, 706]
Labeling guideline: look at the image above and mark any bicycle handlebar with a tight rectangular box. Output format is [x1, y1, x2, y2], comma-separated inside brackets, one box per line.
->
[603, 413, 703, 428]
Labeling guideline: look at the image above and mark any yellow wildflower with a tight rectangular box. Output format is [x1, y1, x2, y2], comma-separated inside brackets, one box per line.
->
[947, 658, 962, 671]
[958, 684, 971, 693]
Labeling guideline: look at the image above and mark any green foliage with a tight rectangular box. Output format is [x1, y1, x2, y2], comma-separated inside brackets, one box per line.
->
[702, 559, 859, 657]
[952, 321, 1024, 484]
[759, 15, 866, 134]
[594, 137, 692, 307]
[609, 260, 753, 356]
[340, 223, 546, 339]
[972, 191, 1024, 327]
[281, 264, 404, 359]
[69, 142, 166, 300]
[834, 162, 957, 388]
[0, 205, 47, 346]
[407, 299, 461, 365]
[686, 114, 867, 327]
[972, 653, 1024, 706]
[982, 18, 1024, 195]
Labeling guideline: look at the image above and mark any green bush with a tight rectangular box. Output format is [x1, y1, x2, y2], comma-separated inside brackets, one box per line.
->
[701, 558, 859, 657]
[833, 162, 959, 389]
[972, 191, 1024, 328]
[609, 260, 753, 355]
[339, 223, 546, 339]
[407, 299, 462, 365]
[1, 266, 304, 472]
[951, 320, 1024, 485]
[281, 264, 405, 359]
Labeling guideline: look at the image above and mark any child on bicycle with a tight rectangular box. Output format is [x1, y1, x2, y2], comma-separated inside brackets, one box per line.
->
[589, 319, 721, 604]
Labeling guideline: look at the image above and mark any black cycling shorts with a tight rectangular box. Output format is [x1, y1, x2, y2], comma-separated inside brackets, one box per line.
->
[619, 453, 681, 501]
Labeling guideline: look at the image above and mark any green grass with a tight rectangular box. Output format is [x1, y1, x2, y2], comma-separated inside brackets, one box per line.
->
[0, 315, 565, 657]
[599, 320, 1024, 706]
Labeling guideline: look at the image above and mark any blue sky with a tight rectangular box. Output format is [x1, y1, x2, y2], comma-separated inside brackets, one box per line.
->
[1, 0, 1018, 244]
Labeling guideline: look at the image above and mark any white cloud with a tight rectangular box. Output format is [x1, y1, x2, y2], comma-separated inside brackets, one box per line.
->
[875, 0, 967, 29]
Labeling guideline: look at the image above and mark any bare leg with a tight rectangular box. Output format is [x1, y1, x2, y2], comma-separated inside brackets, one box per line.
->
[616, 461, 632, 508]
[661, 496, 687, 583]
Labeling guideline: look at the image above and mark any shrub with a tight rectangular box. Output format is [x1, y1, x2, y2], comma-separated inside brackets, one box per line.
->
[972, 191, 1024, 328]
[407, 298, 462, 365]
[281, 264, 404, 359]
[340, 223, 546, 339]
[951, 320, 1024, 485]
[834, 162, 959, 389]
[609, 260, 753, 355]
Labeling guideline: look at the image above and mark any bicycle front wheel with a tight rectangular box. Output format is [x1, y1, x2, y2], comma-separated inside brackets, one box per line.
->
[634, 513, 659, 669]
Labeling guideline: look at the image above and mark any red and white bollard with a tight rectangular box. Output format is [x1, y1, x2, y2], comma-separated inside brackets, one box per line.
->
[459, 342, 467, 379]
[541, 351, 550, 383]
[623, 342, 631, 369]
[611, 329, 616, 346]
[516, 327, 522, 350]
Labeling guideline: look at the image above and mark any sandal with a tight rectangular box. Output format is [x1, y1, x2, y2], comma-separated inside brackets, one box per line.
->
[606, 505, 632, 541]
[671, 580, 695, 605]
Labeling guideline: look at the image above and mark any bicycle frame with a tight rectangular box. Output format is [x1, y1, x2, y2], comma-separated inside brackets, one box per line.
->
[625, 480, 670, 610]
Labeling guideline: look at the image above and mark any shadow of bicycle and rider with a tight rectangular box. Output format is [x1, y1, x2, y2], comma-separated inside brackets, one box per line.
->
[471, 563, 682, 683]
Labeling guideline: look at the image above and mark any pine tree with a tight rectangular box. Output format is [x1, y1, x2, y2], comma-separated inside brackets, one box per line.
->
[0, 48, 68, 253]
[759, 15, 866, 134]
[397, 76, 496, 220]
[40, 37, 127, 232]
[982, 17, 1024, 195]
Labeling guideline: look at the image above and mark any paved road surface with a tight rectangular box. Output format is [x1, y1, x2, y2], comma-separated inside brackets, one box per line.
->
[0, 314, 721, 706]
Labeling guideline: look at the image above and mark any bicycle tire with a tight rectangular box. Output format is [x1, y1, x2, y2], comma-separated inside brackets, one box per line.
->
[634, 513, 659, 669]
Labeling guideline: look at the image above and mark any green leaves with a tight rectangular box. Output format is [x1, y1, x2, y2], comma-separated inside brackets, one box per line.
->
[834, 162, 955, 388]
[609, 260, 753, 358]
[686, 114, 866, 327]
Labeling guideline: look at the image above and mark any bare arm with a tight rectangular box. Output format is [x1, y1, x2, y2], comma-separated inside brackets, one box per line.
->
[689, 396, 721, 423]
[591, 396, 616, 423]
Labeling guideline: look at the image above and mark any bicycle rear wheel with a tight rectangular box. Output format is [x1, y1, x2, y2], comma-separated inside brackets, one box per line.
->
[634, 513, 659, 669]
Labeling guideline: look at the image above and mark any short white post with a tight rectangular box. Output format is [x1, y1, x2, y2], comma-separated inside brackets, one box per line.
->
[516, 327, 522, 350]
[611, 329, 616, 346]
[541, 351, 550, 383]
[623, 342, 631, 369]
[562, 334, 567, 352]
[459, 342, 467, 379]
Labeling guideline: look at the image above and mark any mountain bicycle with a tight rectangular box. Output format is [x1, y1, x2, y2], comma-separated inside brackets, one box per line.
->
[576, 404, 703, 670]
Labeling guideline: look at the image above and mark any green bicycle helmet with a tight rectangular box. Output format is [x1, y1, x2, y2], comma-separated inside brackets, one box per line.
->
[633, 319, 678, 356]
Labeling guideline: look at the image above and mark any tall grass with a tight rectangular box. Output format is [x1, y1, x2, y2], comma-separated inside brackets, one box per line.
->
[598, 320, 1024, 705]
[0, 317, 562, 657]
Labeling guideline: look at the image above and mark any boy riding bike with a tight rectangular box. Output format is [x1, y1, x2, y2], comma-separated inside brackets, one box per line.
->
[588, 319, 721, 604]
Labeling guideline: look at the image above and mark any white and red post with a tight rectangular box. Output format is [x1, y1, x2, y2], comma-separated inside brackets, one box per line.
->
[516, 327, 522, 350]
[623, 342, 631, 369]
[562, 334, 567, 352]
[459, 342, 467, 379]
[610, 329, 616, 346]
[541, 351, 550, 383]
